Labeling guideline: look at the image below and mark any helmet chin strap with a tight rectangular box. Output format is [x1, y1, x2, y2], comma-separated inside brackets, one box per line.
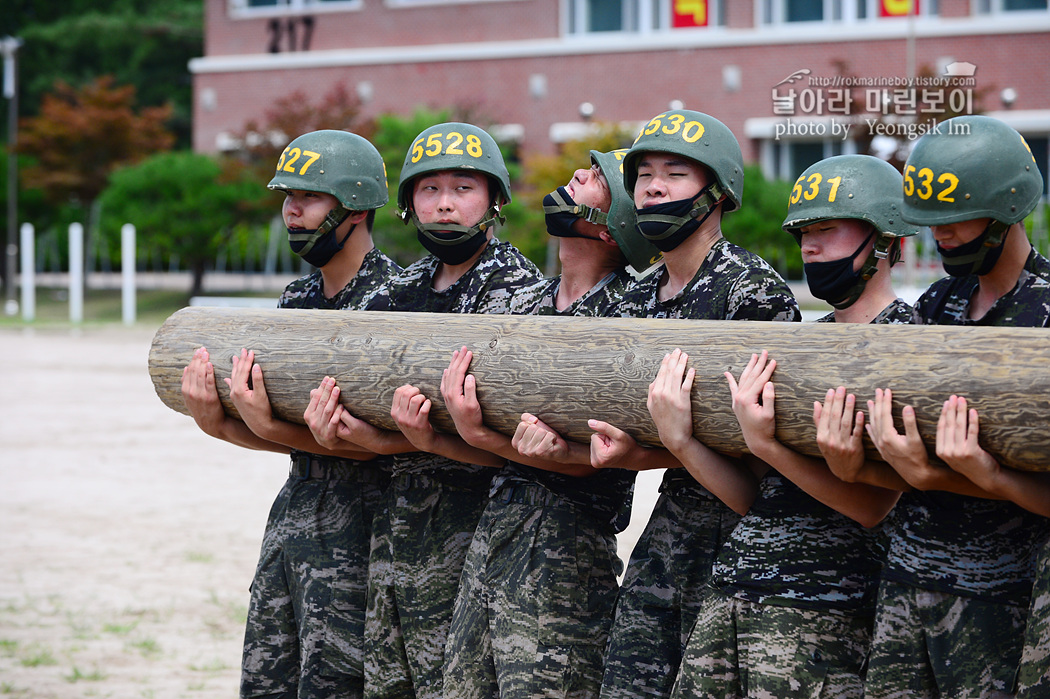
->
[401, 203, 506, 244]
[542, 187, 609, 227]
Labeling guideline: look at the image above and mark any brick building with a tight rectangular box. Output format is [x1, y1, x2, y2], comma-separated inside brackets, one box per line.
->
[190, 0, 1050, 186]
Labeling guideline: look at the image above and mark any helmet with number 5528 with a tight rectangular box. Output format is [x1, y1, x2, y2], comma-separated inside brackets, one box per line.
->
[902, 114, 1043, 227]
[396, 122, 512, 212]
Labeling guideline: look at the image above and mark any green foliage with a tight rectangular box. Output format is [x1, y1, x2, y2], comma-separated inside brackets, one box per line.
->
[10, 5, 201, 147]
[720, 165, 800, 279]
[99, 151, 271, 295]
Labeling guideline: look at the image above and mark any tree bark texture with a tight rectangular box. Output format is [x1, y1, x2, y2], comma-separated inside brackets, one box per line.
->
[149, 306, 1050, 472]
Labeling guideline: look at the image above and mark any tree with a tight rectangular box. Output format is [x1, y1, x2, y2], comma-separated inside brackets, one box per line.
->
[18, 76, 174, 209]
[99, 151, 271, 296]
[721, 165, 798, 279]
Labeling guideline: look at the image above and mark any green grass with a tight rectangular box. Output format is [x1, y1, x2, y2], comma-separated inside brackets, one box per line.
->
[0, 287, 193, 329]
[64, 665, 106, 683]
[18, 644, 57, 667]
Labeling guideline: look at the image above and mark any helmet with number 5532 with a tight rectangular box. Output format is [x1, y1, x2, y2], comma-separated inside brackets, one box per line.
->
[902, 114, 1043, 227]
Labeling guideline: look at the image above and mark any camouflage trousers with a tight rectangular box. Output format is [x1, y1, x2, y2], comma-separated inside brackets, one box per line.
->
[599, 487, 741, 699]
[865, 580, 1026, 699]
[1018, 540, 1050, 698]
[364, 473, 489, 699]
[240, 461, 386, 699]
[670, 592, 872, 699]
[443, 482, 621, 699]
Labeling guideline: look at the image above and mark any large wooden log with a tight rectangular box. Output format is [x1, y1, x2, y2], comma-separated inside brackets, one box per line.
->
[149, 306, 1050, 473]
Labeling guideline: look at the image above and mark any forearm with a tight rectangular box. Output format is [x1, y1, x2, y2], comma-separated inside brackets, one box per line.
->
[892, 459, 1005, 499]
[426, 432, 506, 469]
[754, 440, 899, 527]
[980, 469, 1050, 517]
[252, 419, 376, 460]
[667, 438, 757, 515]
[213, 418, 292, 455]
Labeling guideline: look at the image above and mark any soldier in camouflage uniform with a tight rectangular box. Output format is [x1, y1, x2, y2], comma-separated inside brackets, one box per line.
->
[667, 155, 916, 699]
[436, 149, 661, 699]
[589, 110, 801, 699]
[182, 130, 400, 699]
[863, 115, 1050, 698]
[329, 123, 543, 699]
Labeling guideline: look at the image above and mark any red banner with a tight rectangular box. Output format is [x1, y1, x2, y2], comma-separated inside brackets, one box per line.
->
[881, 0, 919, 17]
[673, 0, 708, 28]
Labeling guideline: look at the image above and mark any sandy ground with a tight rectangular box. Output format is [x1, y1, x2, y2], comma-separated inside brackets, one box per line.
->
[0, 323, 660, 698]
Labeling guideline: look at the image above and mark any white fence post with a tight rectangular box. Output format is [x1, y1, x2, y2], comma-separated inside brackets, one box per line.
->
[69, 222, 83, 323]
[121, 223, 136, 326]
[20, 222, 33, 322]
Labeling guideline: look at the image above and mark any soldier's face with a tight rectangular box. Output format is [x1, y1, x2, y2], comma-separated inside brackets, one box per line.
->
[930, 218, 991, 251]
[411, 171, 491, 229]
[282, 190, 341, 230]
[633, 153, 710, 209]
[799, 218, 873, 269]
[566, 164, 612, 237]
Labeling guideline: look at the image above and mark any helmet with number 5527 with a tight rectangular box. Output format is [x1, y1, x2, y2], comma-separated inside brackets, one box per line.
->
[902, 114, 1043, 227]
[623, 109, 744, 212]
[267, 129, 388, 211]
[396, 122, 512, 212]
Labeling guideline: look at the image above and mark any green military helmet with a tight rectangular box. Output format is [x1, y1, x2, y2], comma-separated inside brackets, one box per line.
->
[267, 129, 388, 211]
[783, 154, 916, 257]
[623, 110, 744, 212]
[590, 148, 662, 273]
[396, 122, 512, 212]
[902, 115, 1044, 227]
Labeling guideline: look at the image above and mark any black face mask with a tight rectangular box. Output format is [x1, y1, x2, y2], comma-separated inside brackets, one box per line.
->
[937, 222, 1008, 277]
[287, 211, 354, 268]
[803, 230, 875, 307]
[417, 227, 488, 266]
[542, 187, 606, 240]
[635, 184, 722, 253]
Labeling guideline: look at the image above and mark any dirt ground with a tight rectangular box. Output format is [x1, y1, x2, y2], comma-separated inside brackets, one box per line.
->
[0, 323, 659, 698]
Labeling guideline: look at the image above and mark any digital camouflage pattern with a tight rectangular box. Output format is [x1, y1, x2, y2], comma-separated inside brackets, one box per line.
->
[442, 269, 637, 699]
[241, 249, 399, 699]
[242, 459, 388, 699]
[365, 475, 491, 699]
[866, 248, 1050, 698]
[363, 238, 543, 699]
[1018, 539, 1050, 698]
[600, 238, 799, 699]
[813, 298, 916, 324]
[506, 268, 634, 317]
[671, 594, 872, 699]
[600, 487, 742, 699]
[443, 483, 622, 699]
[707, 471, 884, 613]
[366, 238, 541, 317]
[866, 582, 1026, 699]
[276, 248, 401, 310]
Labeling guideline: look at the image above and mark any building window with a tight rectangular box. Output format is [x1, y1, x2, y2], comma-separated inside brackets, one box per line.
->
[975, 0, 1048, 12]
[229, 0, 362, 17]
[761, 0, 937, 23]
[567, 0, 723, 34]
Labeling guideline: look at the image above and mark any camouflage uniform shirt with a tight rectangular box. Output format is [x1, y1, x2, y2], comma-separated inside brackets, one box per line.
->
[497, 268, 638, 532]
[887, 249, 1050, 605]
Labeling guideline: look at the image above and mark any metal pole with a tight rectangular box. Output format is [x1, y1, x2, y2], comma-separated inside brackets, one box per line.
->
[19, 221, 32, 321]
[2, 36, 22, 317]
[121, 223, 136, 326]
